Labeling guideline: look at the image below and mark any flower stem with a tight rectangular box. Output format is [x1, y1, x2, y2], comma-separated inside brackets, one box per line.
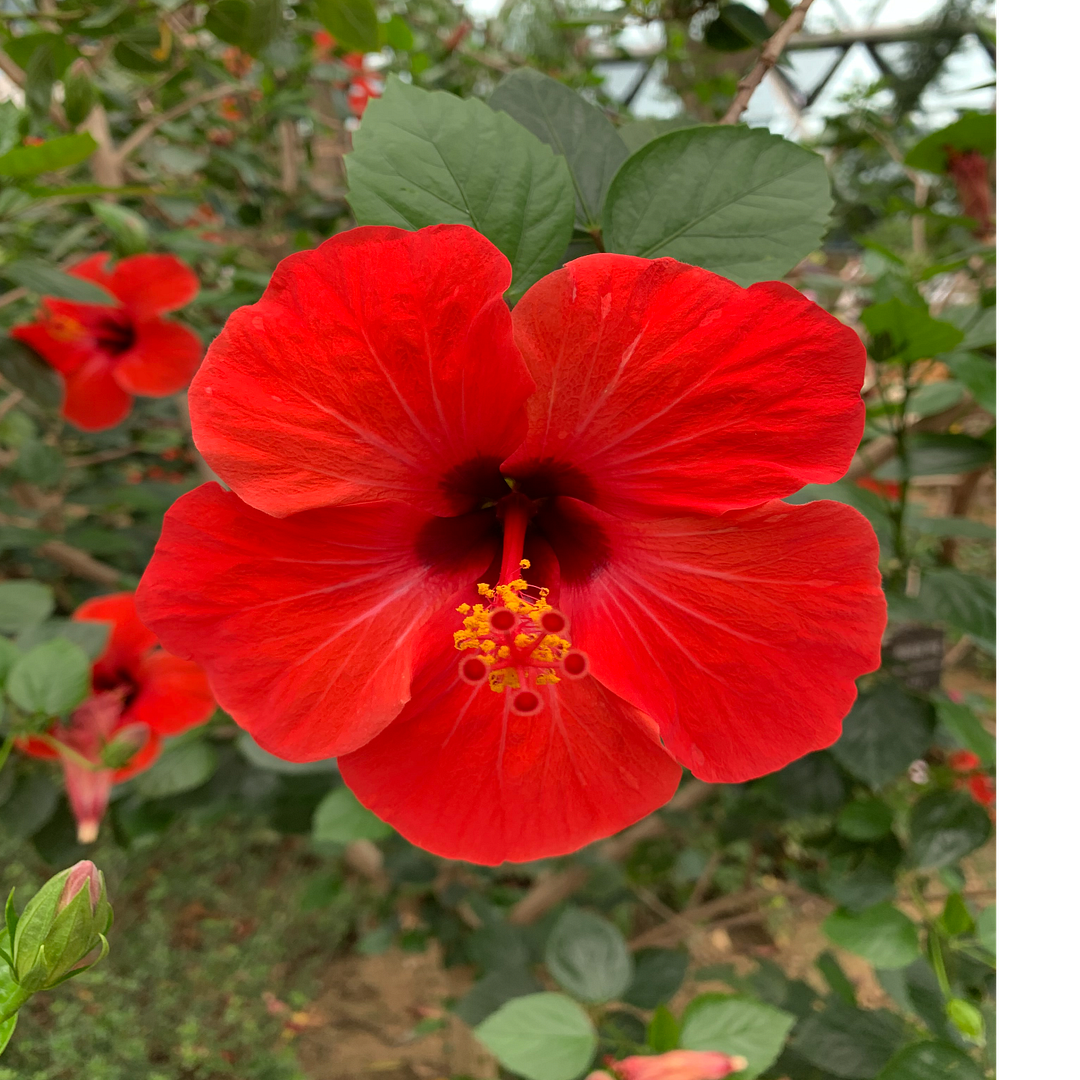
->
[0, 973, 30, 1027]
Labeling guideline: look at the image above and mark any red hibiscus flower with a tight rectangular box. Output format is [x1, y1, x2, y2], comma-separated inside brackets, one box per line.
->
[11, 253, 203, 432]
[136, 224, 886, 865]
[18, 593, 215, 843]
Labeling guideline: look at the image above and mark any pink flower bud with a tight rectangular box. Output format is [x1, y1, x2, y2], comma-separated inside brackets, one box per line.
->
[58, 860, 104, 912]
[612, 1049, 749, 1080]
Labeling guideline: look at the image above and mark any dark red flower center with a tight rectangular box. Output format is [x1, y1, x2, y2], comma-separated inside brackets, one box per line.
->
[93, 313, 137, 357]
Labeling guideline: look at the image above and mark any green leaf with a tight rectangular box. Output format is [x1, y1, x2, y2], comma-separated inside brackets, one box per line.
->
[906, 380, 965, 418]
[16, 619, 110, 662]
[0, 337, 62, 409]
[311, 785, 392, 844]
[0, 132, 98, 179]
[877, 1040, 985, 1079]
[815, 952, 857, 1005]
[13, 440, 65, 488]
[2, 260, 115, 304]
[489, 68, 628, 230]
[940, 893, 974, 936]
[602, 125, 832, 286]
[939, 305, 995, 350]
[861, 299, 965, 363]
[705, 4, 771, 51]
[907, 515, 994, 540]
[113, 26, 173, 72]
[473, 992, 597, 1080]
[1, 773, 59, 839]
[315, 0, 378, 53]
[544, 907, 633, 1004]
[0, 581, 54, 634]
[919, 569, 995, 642]
[829, 683, 934, 789]
[618, 117, 700, 154]
[823, 903, 920, 970]
[874, 433, 993, 480]
[622, 948, 687, 1009]
[0, 637, 20, 685]
[345, 78, 575, 303]
[789, 1000, 904, 1079]
[90, 201, 149, 256]
[7, 638, 89, 716]
[205, 0, 282, 53]
[945, 353, 995, 413]
[905, 113, 995, 174]
[908, 791, 992, 869]
[648, 1003, 681, 1052]
[0, 1010, 15, 1055]
[235, 732, 339, 774]
[679, 994, 795, 1079]
[836, 798, 893, 842]
[934, 697, 995, 766]
[133, 740, 218, 799]
[454, 965, 544, 1026]
[975, 904, 995, 957]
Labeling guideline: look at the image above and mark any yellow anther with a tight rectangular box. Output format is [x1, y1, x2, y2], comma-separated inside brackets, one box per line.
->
[519, 558, 531, 570]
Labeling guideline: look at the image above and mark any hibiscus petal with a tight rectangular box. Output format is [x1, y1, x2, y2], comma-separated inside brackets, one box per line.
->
[126, 653, 216, 736]
[60, 357, 133, 431]
[548, 497, 886, 782]
[10, 300, 104, 374]
[113, 318, 204, 396]
[73, 592, 157, 684]
[136, 483, 498, 761]
[107, 254, 200, 319]
[189, 224, 533, 518]
[505, 255, 866, 517]
[338, 642, 683, 864]
[68, 253, 118, 297]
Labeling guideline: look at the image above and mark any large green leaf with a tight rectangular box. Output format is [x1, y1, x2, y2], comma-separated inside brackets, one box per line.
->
[0, 580, 54, 634]
[601, 125, 832, 286]
[618, 117, 700, 154]
[474, 992, 597, 1080]
[874, 433, 993, 480]
[0, 132, 97, 179]
[7, 638, 90, 716]
[789, 1000, 904, 1079]
[544, 907, 632, 1004]
[1, 259, 115, 304]
[861, 299, 965, 363]
[830, 682, 934, 788]
[133, 740, 218, 799]
[454, 965, 544, 1026]
[679, 994, 795, 1079]
[622, 948, 687, 1009]
[823, 903, 920, 970]
[345, 77, 575, 302]
[908, 791, 992, 869]
[315, 0, 378, 53]
[877, 1041, 984, 1079]
[489, 68, 627, 230]
[311, 785, 392, 844]
[919, 569, 995, 643]
[205, 0, 283, 53]
[934, 697, 995, 765]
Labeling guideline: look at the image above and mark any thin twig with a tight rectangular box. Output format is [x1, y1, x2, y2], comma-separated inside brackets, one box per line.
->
[0, 46, 25, 87]
[117, 82, 241, 161]
[719, 0, 817, 125]
[37, 540, 122, 585]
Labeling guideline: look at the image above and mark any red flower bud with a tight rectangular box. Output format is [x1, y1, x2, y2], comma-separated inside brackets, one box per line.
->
[607, 1050, 749, 1080]
[58, 861, 104, 912]
[945, 148, 993, 238]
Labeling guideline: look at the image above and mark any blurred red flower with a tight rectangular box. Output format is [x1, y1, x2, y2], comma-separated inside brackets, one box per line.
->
[948, 749, 981, 773]
[11, 253, 203, 431]
[345, 63, 382, 117]
[137, 225, 886, 864]
[855, 476, 900, 500]
[967, 772, 995, 807]
[589, 1049, 747, 1080]
[946, 148, 993, 238]
[19, 593, 215, 842]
